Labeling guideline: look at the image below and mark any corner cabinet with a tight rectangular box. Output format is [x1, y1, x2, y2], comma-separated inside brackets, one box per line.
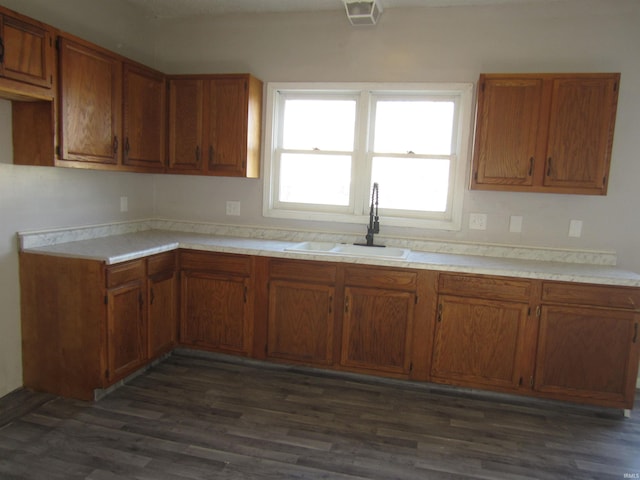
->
[20, 251, 177, 401]
[179, 251, 254, 355]
[167, 74, 262, 177]
[471, 73, 620, 195]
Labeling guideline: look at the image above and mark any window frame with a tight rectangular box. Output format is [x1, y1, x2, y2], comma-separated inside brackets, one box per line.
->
[262, 82, 474, 231]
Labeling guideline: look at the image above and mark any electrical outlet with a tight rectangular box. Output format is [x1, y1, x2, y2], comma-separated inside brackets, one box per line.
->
[469, 213, 487, 230]
[226, 200, 241, 216]
[120, 196, 128, 212]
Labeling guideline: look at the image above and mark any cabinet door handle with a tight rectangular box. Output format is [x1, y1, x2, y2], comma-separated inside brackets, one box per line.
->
[125, 137, 130, 157]
[546, 157, 552, 176]
[150, 288, 155, 305]
[633, 323, 638, 343]
[437, 304, 443, 322]
[328, 295, 333, 314]
[138, 292, 144, 309]
[113, 136, 118, 156]
[528, 157, 534, 176]
[0, 37, 4, 64]
[243, 285, 248, 304]
[344, 296, 349, 313]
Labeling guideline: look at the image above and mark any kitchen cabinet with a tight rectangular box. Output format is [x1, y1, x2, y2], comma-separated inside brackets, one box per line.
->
[431, 274, 534, 392]
[0, 5, 54, 96]
[147, 252, 178, 359]
[180, 251, 253, 355]
[471, 73, 620, 195]
[57, 34, 121, 166]
[122, 62, 166, 170]
[535, 282, 640, 409]
[106, 260, 147, 381]
[20, 251, 178, 400]
[267, 259, 337, 366]
[341, 266, 416, 376]
[167, 74, 263, 177]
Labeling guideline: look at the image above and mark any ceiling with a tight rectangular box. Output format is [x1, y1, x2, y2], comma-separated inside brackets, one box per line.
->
[123, 0, 567, 19]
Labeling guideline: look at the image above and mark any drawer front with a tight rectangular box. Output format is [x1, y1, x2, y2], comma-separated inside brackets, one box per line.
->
[344, 266, 417, 291]
[270, 259, 337, 284]
[179, 250, 251, 276]
[106, 259, 145, 288]
[542, 282, 640, 310]
[147, 251, 176, 276]
[438, 273, 532, 302]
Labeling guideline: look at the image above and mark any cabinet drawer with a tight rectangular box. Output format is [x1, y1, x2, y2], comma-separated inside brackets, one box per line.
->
[179, 250, 251, 276]
[344, 266, 417, 291]
[270, 259, 337, 284]
[106, 259, 145, 288]
[147, 251, 176, 276]
[542, 282, 640, 310]
[438, 273, 532, 302]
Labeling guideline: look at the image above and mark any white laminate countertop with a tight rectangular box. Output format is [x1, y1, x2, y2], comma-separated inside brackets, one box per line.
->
[19, 229, 640, 287]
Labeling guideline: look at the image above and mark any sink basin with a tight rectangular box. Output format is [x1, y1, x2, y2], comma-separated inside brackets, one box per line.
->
[285, 242, 410, 260]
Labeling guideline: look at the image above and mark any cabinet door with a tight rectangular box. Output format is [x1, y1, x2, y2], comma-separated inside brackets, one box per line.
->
[431, 295, 529, 390]
[472, 76, 543, 187]
[0, 12, 53, 88]
[58, 37, 121, 164]
[148, 271, 177, 359]
[268, 280, 335, 366]
[122, 63, 165, 170]
[535, 306, 639, 408]
[205, 76, 248, 176]
[168, 78, 204, 172]
[181, 271, 250, 354]
[544, 76, 619, 193]
[107, 280, 146, 381]
[341, 286, 414, 375]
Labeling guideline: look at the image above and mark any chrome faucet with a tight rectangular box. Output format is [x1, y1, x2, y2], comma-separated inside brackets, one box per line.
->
[356, 182, 385, 247]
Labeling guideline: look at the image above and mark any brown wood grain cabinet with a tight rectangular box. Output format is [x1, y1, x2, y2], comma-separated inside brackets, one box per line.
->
[179, 251, 254, 355]
[267, 259, 338, 366]
[534, 281, 640, 408]
[20, 251, 177, 400]
[168, 74, 263, 177]
[431, 274, 534, 391]
[341, 266, 417, 376]
[0, 5, 54, 98]
[471, 73, 620, 195]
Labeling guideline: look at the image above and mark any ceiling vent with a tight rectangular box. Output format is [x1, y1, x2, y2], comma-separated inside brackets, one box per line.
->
[343, 0, 383, 26]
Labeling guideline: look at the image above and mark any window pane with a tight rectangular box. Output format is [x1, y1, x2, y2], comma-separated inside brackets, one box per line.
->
[373, 101, 454, 155]
[279, 153, 352, 206]
[371, 156, 450, 212]
[282, 99, 356, 151]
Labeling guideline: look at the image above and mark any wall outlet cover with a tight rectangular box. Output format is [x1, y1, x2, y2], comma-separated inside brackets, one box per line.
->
[226, 201, 241, 216]
[469, 213, 487, 230]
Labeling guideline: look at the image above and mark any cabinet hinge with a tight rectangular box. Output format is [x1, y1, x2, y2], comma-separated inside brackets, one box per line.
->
[409, 362, 413, 372]
[602, 175, 607, 186]
[55, 145, 61, 157]
[414, 296, 418, 305]
[105, 369, 110, 379]
[613, 82, 618, 92]
[530, 376, 534, 387]
[527, 307, 531, 316]
[518, 377, 523, 386]
[104, 295, 108, 305]
[55, 36, 61, 51]
[473, 171, 478, 181]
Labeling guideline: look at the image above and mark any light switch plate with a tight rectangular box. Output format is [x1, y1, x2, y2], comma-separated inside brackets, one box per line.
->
[568, 219, 583, 238]
[509, 215, 523, 233]
[226, 200, 241, 216]
[120, 196, 128, 212]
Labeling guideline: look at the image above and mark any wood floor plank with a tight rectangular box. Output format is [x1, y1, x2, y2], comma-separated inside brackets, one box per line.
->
[1, 352, 639, 479]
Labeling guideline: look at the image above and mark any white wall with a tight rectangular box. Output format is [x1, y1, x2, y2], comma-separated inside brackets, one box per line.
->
[0, 0, 157, 397]
[153, 0, 640, 271]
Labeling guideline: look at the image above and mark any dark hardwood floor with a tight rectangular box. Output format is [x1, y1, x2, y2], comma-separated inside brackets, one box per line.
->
[1, 352, 639, 479]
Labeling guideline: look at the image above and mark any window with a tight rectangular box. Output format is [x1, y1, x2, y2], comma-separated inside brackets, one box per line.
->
[263, 82, 473, 230]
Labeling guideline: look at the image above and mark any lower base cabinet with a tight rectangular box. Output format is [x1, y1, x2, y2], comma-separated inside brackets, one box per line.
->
[20, 251, 177, 400]
[19, 249, 640, 410]
[179, 251, 253, 355]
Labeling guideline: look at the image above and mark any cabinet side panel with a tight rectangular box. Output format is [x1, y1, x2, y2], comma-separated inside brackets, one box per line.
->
[20, 253, 105, 400]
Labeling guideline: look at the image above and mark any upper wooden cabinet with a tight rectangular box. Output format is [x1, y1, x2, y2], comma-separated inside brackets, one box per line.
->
[471, 73, 620, 195]
[0, 5, 54, 98]
[58, 36, 121, 166]
[122, 62, 165, 171]
[168, 74, 263, 178]
[57, 33, 165, 171]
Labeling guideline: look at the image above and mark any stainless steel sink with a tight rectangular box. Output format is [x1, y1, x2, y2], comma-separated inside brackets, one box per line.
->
[285, 242, 410, 260]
